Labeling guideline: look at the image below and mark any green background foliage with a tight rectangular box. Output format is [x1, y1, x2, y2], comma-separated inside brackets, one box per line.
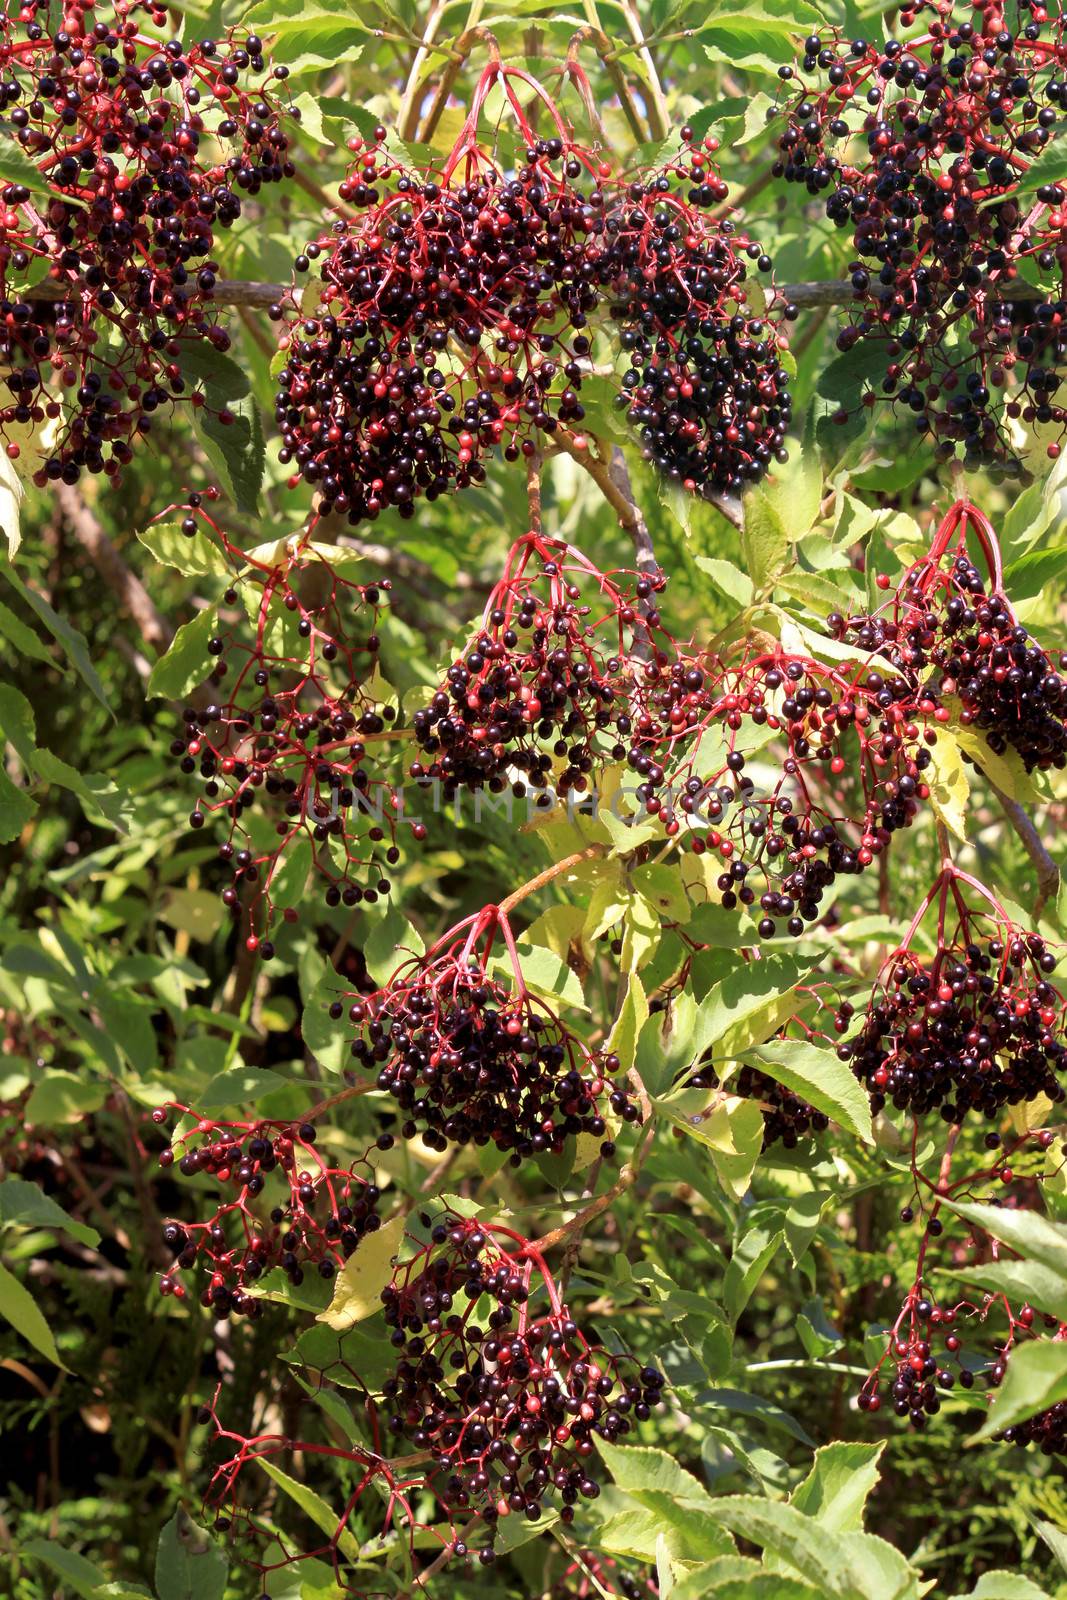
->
[3, 1, 1067, 1598]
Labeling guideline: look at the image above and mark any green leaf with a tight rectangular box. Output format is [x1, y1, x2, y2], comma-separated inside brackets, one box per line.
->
[596, 1438, 736, 1563]
[971, 1341, 1067, 1443]
[0, 1176, 99, 1247]
[0, 562, 110, 713]
[696, 556, 754, 608]
[605, 971, 648, 1077]
[790, 1441, 884, 1534]
[0, 766, 36, 843]
[155, 1509, 227, 1600]
[25, 1538, 108, 1600]
[1030, 1518, 1067, 1579]
[30, 749, 130, 831]
[24, 1070, 108, 1125]
[246, 13, 367, 75]
[179, 347, 263, 514]
[655, 1094, 764, 1201]
[947, 1573, 1053, 1600]
[701, 954, 816, 1060]
[746, 1039, 874, 1144]
[255, 1459, 362, 1562]
[944, 1200, 1067, 1278]
[741, 486, 791, 596]
[0, 131, 51, 195]
[0, 1258, 69, 1368]
[509, 942, 586, 1010]
[147, 606, 218, 701]
[0, 681, 35, 766]
[317, 1211, 406, 1330]
[198, 1068, 289, 1111]
[136, 522, 232, 578]
[0, 595, 51, 661]
[364, 904, 425, 987]
[724, 1221, 783, 1323]
[925, 726, 970, 841]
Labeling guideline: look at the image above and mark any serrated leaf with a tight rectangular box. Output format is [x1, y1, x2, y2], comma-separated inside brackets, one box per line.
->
[596, 1438, 735, 1563]
[701, 954, 816, 1060]
[136, 522, 231, 578]
[747, 1039, 874, 1144]
[741, 487, 791, 596]
[790, 1441, 884, 1533]
[971, 1341, 1067, 1443]
[147, 606, 218, 701]
[926, 727, 970, 842]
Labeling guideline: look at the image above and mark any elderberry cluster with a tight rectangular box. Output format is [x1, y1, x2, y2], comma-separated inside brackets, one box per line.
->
[155, 1108, 382, 1314]
[272, 122, 612, 521]
[774, 2, 1067, 459]
[836, 508, 1067, 774]
[0, 0, 293, 482]
[603, 138, 794, 495]
[338, 917, 636, 1160]
[999, 1387, 1067, 1452]
[838, 929, 1067, 1122]
[410, 535, 665, 799]
[933, 558, 1067, 773]
[272, 103, 794, 518]
[380, 1217, 664, 1556]
[858, 1295, 983, 1429]
[169, 505, 409, 947]
[628, 647, 930, 937]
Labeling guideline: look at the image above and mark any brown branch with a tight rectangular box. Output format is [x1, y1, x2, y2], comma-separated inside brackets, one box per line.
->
[55, 482, 172, 659]
[556, 431, 744, 535]
[992, 784, 1059, 919]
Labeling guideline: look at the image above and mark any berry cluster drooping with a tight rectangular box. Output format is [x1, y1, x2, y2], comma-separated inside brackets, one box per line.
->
[604, 132, 794, 496]
[774, 4, 1067, 460]
[166, 500, 406, 950]
[272, 71, 793, 519]
[0, 0, 293, 482]
[339, 905, 637, 1160]
[839, 879, 1067, 1123]
[837, 500, 1067, 772]
[155, 1105, 382, 1313]
[381, 1213, 665, 1557]
[410, 531, 665, 800]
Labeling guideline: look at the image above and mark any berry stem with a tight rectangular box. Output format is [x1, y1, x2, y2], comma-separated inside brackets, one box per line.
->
[497, 847, 605, 915]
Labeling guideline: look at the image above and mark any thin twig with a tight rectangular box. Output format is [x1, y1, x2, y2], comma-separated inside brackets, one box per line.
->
[992, 784, 1059, 919]
[55, 483, 172, 660]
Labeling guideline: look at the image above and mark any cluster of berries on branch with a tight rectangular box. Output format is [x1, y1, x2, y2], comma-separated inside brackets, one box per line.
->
[838, 864, 1067, 1122]
[775, 1, 1067, 461]
[0, 0, 294, 483]
[154, 1104, 383, 1315]
[835, 498, 1067, 773]
[410, 529, 667, 800]
[337, 904, 638, 1160]
[272, 64, 794, 521]
[380, 1212, 664, 1558]
[166, 499, 408, 950]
